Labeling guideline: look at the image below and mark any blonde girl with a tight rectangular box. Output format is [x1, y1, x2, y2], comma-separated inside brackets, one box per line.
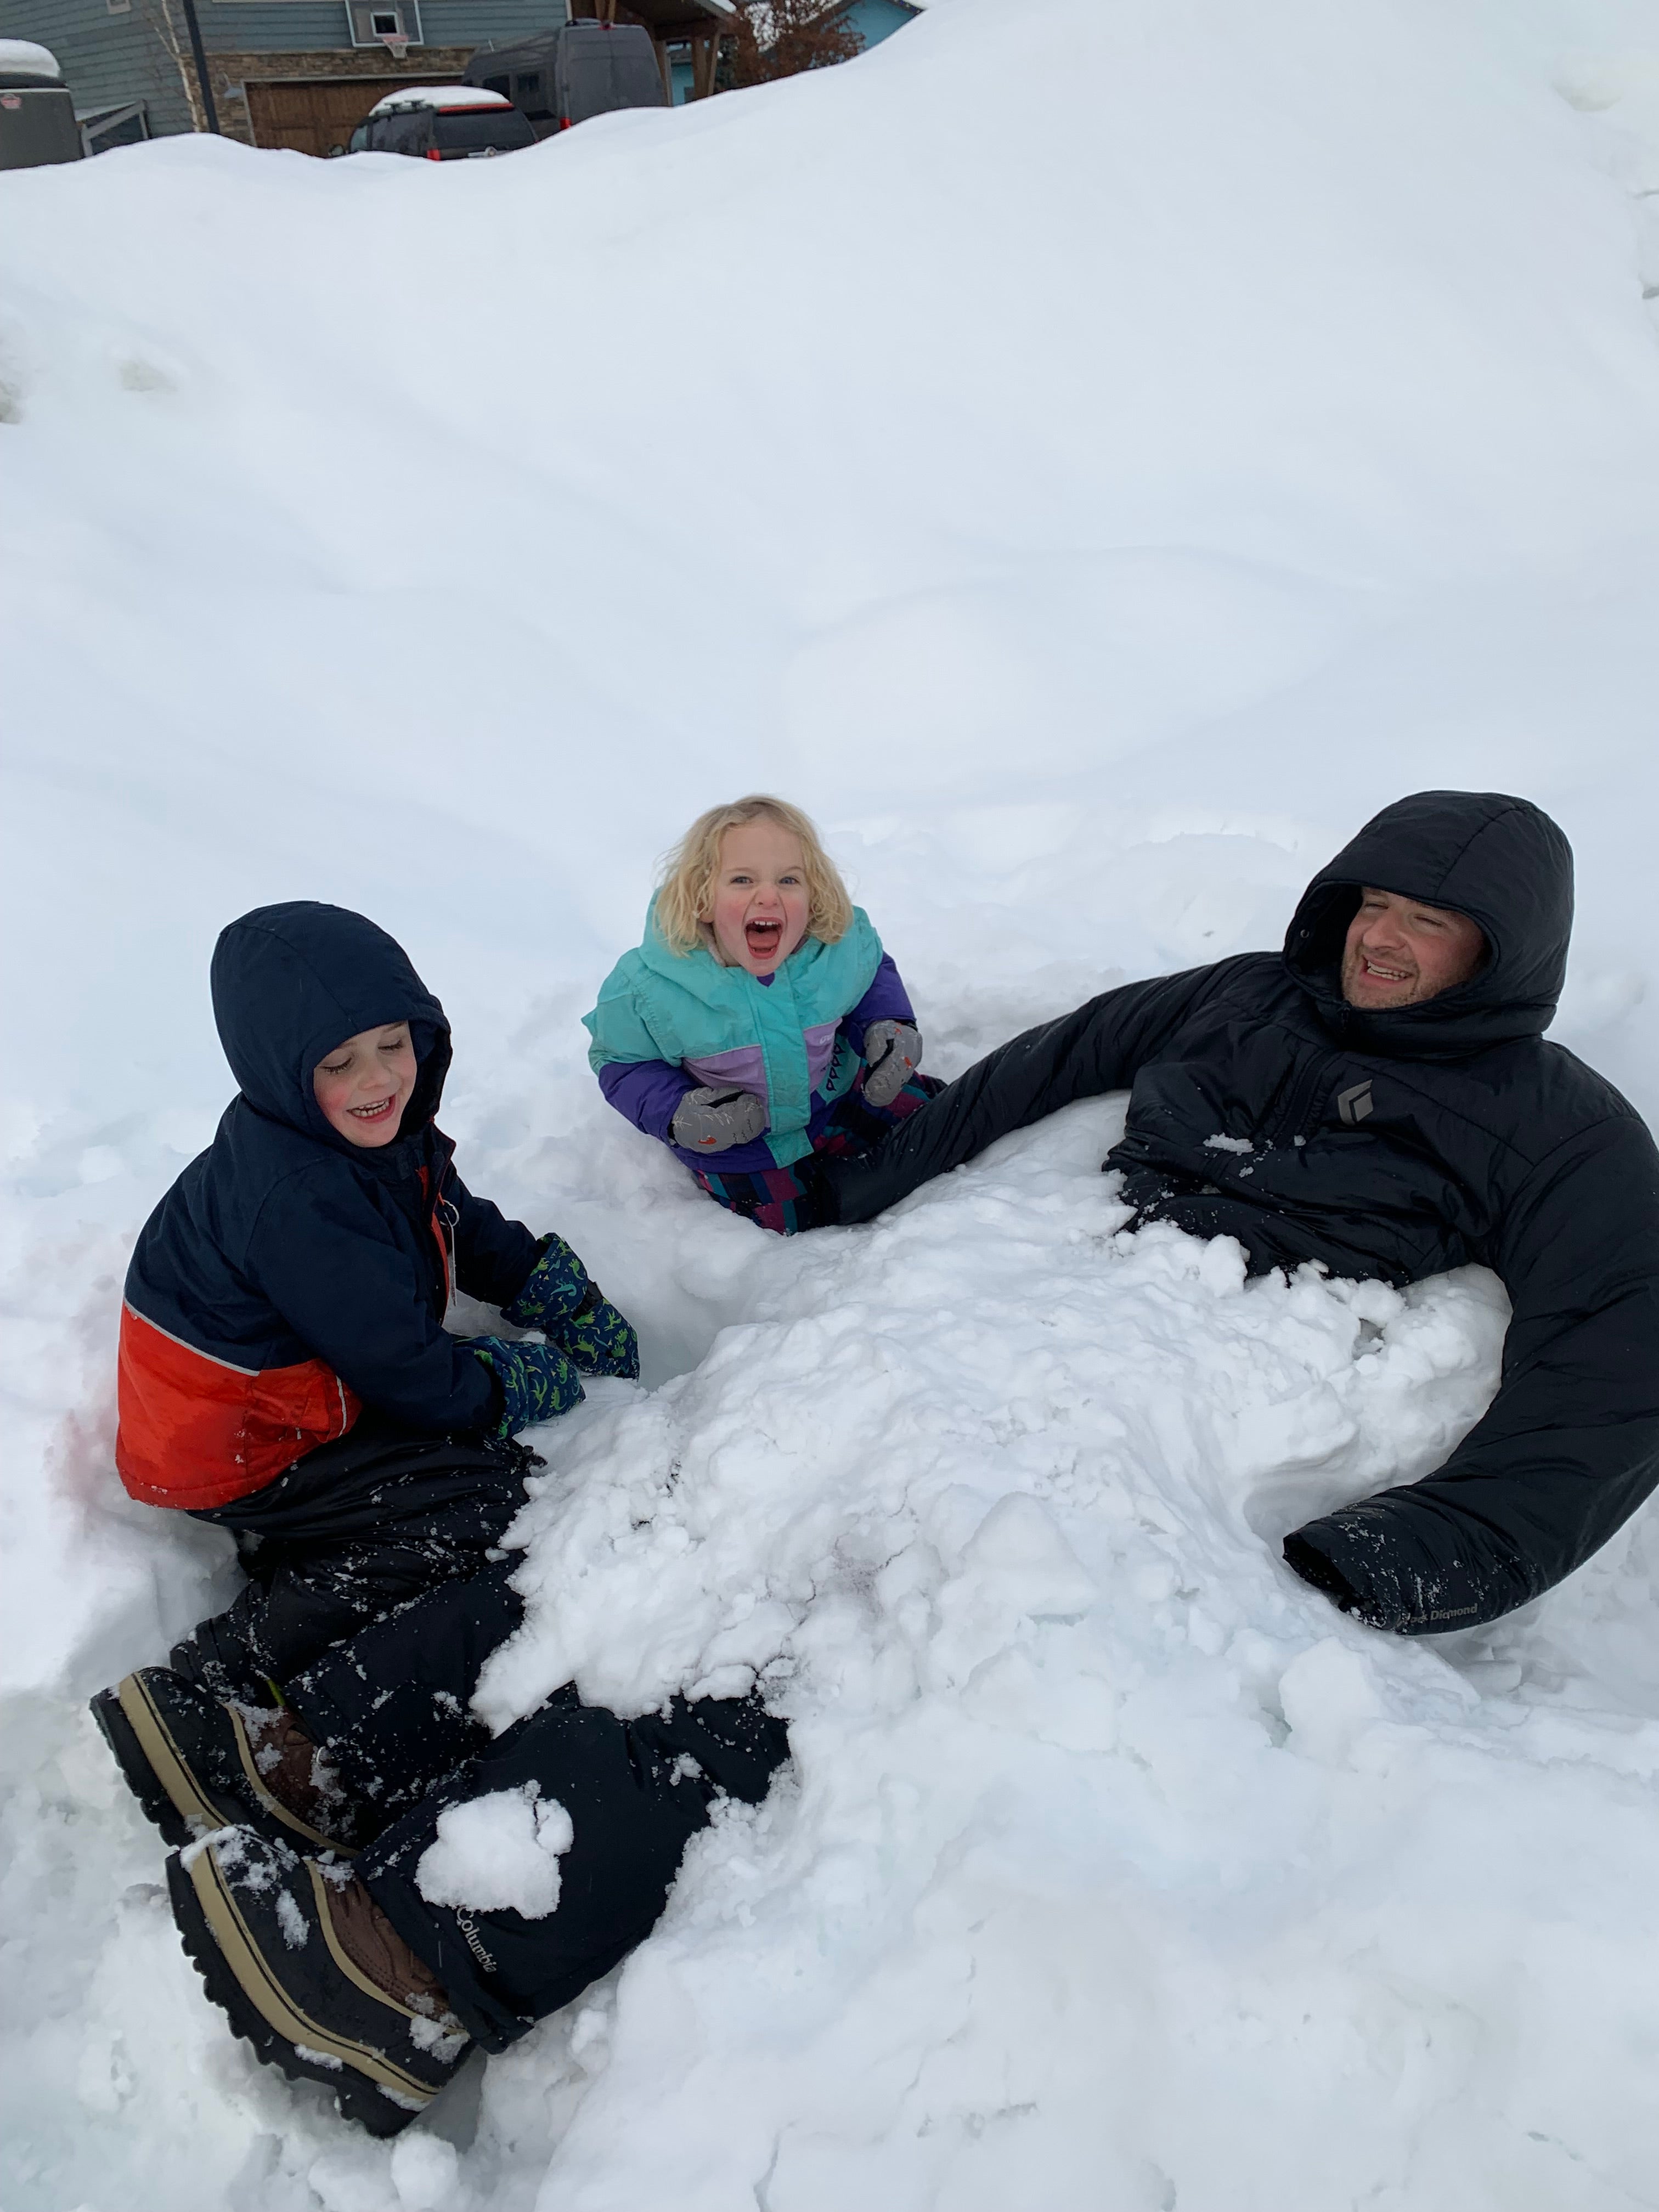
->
[584, 795, 936, 1233]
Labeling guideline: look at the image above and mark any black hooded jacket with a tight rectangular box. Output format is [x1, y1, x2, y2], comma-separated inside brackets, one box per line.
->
[822, 793, 1659, 1633]
[118, 904, 540, 1509]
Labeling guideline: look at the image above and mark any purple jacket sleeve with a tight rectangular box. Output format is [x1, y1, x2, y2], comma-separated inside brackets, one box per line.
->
[841, 953, 916, 1059]
[599, 1058, 698, 1144]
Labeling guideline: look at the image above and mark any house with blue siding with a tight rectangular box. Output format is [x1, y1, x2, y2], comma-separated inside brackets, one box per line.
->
[834, 0, 923, 56]
[0, 0, 731, 154]
[668, 0, 922, 103]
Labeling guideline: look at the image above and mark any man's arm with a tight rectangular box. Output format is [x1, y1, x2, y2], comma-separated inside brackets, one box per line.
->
[1285, 1110, 1659, 1631]
[821, 961, 1229, 1224]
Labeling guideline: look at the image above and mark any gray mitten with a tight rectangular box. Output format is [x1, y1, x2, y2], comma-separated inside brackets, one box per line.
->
[862, 1019, 923, 1108]
[670, 1085, 769, 1153]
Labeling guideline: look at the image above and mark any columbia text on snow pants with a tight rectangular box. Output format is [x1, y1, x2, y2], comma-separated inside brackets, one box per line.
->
[175, 1414, 541, 1699]
[285, 1560, 792, 2050]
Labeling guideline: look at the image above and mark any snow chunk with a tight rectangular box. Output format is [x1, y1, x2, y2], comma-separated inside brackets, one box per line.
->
[390, 2134, 460, 2210]
[415, 1784, 573, 1920]
[1203, 1132, 1255, 1154]
[1278, 1638, 1389, 1764]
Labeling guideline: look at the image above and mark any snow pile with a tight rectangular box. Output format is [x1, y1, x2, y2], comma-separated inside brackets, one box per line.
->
[3, 0, 1659, 2205]
[417, 1786, 575, 1922]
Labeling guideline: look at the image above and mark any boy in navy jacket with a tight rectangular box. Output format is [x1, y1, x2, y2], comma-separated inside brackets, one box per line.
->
[115, 901, 636, 1698]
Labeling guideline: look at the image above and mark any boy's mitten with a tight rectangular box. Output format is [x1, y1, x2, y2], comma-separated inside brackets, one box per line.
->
[505, 1236, 640, 1380]
[504, 1234, 591, 1332]
[670, 1085, 769, 1153]
[470, 1337, 584, 1436]
[557, 1284, 640, 1379]
[862, 1019, 923, 1108]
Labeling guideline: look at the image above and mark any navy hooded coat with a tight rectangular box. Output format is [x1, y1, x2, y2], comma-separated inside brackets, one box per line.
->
[820, 792, 1659, 1634]
[117, 904, 540, 1509]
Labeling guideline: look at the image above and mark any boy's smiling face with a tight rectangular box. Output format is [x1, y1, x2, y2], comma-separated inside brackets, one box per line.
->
[708, 819, 811, 976]
[312, 1022, 417, 1146]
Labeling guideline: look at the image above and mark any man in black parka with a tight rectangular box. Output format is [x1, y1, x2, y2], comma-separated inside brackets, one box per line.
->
[816, 791, 1659, 1635]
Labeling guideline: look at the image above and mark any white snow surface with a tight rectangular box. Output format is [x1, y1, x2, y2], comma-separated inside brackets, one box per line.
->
[3, 0, 1659, 2205]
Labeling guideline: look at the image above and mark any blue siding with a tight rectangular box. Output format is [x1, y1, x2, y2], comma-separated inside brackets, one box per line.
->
[419, 2, 568, 49]
[838, 0, 921, 50]
[0, 0, 195, 135]
[194, 1, 565, 55]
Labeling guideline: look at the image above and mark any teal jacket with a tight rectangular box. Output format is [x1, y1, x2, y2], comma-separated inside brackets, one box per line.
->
[585, 902, 887, 1169]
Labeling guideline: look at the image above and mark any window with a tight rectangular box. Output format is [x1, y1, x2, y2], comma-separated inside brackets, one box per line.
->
[432, 107, 535, 153]
[513, 71, 551, 121]
[370, 109, 428, 154]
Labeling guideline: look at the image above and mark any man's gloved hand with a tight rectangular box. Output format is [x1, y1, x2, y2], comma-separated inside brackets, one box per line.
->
[670, 1085, 769, 1153]
[470, 1337, 584, 1436]
[862, 1019, 923, 1108]
[505, 1235, 640, 1380]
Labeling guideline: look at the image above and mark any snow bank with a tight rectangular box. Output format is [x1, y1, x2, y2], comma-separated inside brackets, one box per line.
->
[3, 0, 1659, 2205]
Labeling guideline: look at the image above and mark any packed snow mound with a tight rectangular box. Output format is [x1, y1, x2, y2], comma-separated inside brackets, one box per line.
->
[4, 0, 1659, 2206]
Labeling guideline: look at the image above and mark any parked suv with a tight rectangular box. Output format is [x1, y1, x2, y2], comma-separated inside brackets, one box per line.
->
[462, 21, 666, 140]
[348, 84, 535, 159]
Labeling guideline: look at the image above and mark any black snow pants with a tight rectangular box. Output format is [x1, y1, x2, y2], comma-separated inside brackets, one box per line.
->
[284, 1560, 792, 2050]
[174, 1414, 541, 1700]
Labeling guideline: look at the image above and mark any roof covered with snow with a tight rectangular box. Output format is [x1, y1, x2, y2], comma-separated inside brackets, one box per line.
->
[0, 38, 61, 80]
[367, 84, 513, 116]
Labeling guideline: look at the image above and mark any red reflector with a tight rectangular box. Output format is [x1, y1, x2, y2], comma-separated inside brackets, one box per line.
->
[425, 146, 442, 160]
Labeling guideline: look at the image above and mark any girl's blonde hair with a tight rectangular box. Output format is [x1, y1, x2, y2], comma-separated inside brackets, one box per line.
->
[656, 795, 854, 956]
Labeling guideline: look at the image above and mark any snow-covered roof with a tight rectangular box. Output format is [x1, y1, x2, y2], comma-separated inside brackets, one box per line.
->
[0, 38, 61, 80]
[367, 84, 514, 116]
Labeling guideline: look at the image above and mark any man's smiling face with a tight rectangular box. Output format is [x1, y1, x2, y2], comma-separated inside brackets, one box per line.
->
[1340, 886, 1487, 1010]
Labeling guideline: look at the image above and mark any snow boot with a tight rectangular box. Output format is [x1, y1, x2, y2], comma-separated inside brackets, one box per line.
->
[91, 1667, 360, 1854]
[167, 1826, 470, 2137]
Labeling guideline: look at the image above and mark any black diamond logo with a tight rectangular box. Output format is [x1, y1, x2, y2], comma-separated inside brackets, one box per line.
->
[1337, 1080, 1374, 1126]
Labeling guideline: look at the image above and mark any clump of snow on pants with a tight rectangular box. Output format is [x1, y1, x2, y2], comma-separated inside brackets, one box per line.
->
[415, 1783, 574, 1920]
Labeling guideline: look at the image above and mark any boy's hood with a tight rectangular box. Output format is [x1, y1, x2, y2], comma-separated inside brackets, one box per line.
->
[1283, 789, 1573, 1058]
[211, 902, 451, 1152]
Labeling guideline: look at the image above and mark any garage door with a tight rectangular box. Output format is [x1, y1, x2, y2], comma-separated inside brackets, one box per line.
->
[246, 77, 446, 157]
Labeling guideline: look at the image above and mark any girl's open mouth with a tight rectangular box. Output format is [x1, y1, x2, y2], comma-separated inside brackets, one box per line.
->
[746, 919, 783, 960]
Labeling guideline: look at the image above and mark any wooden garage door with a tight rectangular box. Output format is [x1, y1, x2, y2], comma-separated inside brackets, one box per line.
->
[246, 77, 447, 158]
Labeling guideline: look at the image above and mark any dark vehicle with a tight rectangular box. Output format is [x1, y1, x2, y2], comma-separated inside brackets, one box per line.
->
[463, 21, 667, 139]
[348, 85, 536, 160]
[0, 40, 83, 171]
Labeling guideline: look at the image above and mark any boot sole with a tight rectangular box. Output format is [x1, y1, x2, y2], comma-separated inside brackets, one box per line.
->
[167, 1848, 433, 2137]
[91, 1684, 199, 1849]
[102, 1673, 353, 1855]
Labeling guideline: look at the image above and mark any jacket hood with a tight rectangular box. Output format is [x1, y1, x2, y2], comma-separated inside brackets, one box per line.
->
[629, 895, 883, 1004]
[1283, 791, 1573, 1057]
[211, 902, 451, 1151]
